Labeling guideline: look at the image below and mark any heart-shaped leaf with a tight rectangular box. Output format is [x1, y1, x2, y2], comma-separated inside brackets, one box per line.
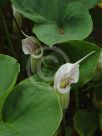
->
[33, 2, 92, 46]
[0, 54, 20, 120]
[2, 80, 62, 136]
[10, 0, 92, 46]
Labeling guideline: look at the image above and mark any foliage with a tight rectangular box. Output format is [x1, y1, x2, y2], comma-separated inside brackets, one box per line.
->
[10, 0, 93, 46]
[0, 55, 62, 136]
[0, 0, 102, 136]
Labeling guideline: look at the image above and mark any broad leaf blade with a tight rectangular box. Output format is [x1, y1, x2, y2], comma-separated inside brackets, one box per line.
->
[10, 0, 93, 46]
[10, 0, 57, 23]
[33, 3, 92, 46]
[2, 81, 62, 136]
[0, 122, 22, 136]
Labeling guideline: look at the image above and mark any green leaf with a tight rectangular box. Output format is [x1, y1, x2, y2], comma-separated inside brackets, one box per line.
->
[74, 109, 99, 136]
[0, 54, 20, 120]
[70, 0, 100, 9]
[33, 3, 92, 46]
[0, 55, 19, 95]
[10, 0, 92, 46]
[1, 81, 62, 136]
[10, 0, 57, 23]
[58, 41, 101, 88]
[33, 41, 101, 88]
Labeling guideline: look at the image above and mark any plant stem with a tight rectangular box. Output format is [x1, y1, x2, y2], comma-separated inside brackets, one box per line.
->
[0, 11, 16, 57]
[75, 89, 80, 111]
[60, 112, 66, 136]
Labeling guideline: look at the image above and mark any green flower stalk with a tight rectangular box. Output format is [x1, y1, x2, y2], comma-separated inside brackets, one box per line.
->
[97, 50, 102, 69]
[12, 5, 23, 33]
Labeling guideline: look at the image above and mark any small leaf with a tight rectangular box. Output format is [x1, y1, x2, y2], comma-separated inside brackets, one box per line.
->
[74, 109, 99, 136]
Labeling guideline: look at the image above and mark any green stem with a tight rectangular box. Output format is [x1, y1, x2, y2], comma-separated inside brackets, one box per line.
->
[57, 111, 66, 136]
[61, 113, 66, 136]
[75, 88, 80, 111]
[0, 11, 16, 56]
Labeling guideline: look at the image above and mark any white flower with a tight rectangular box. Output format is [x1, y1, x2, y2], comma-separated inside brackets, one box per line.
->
[22, 33, 43, 73]
[54, 51, 95, 94]
[22, 35, 43, 59]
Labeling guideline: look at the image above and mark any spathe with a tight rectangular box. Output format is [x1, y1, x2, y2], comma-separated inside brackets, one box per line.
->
[54, 51, 95, 94]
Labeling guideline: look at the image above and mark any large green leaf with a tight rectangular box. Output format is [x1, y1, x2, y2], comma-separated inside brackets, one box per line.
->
[74, 110, 99, 136]
[10, 0, 57, 23]
[11, 0, 92, 46]
[1, 80, 62, 136]
[33, 2, 92, 46]
[0, 54, 20, 120]
[58, 41, 101, 88]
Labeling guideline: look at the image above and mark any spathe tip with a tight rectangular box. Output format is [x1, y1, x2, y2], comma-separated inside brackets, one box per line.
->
[75, 51, 96, 65]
